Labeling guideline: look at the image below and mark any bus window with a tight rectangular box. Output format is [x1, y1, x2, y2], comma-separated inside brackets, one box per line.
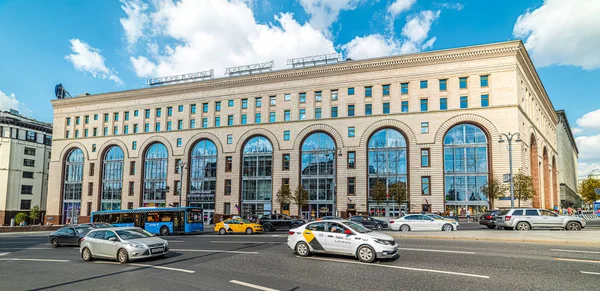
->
[146, 213, 159, 222]
[109, 214, 123, 224]
[122, 213, 134, 223]
[159, 212, 173, 222]
[188, 210, 203, 223]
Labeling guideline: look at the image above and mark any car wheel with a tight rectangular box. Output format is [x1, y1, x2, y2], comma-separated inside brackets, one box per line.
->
[357, 245, 376, 263]
[399, 224, 410, 232]
[245, 227, 253, 235]
[486, 225, 496, 229]
[516, 222, 530, 231]
[51, 238, 59, 248]
[442, 224, 453, 232]
[291, 224, 299, 229]
[375, 224, 383, 230]
[295, 242, 311, 257]
[160, 226, 169, 236]
[81, 247, 93, 262]
[263, 224, 273, 232]
[219, 228, 226, 235]
[566, 222, 581, 231]
[117, 249, 129, 264]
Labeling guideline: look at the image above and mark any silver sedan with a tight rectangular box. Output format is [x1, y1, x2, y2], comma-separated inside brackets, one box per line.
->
[80, 227, 169, 263]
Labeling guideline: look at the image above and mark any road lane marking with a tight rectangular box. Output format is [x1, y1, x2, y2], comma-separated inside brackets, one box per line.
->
[554, 258, 600, 264]
[552, 249, 600, 255]
[172, 249, 259, 254]
[397, 247, 475, 255]
[209, 241, 283, 244]
[0, 258, 69, 262]
[94, 261, 195, 273]
[581, 271, 600, 276]
[0, 253, 10, 256]
[298, 256, 489, 279]
[229, 280, 279, 291]
[165, 240, 184, 243]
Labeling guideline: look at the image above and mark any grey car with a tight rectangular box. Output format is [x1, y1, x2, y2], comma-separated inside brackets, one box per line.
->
[494, 208, 586, 231]
[80, 227, 169, 263]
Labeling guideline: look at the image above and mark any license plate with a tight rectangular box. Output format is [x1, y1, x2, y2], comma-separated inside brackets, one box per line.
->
[151, 248, 163, 253]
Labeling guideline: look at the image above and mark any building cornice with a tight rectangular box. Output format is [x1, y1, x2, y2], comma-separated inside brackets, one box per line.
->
[556, 110, 579, 154]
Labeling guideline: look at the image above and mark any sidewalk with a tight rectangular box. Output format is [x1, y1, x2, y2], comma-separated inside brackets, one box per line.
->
[383, 229, 600, 246]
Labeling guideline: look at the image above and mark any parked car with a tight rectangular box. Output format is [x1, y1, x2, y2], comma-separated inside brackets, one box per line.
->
[80, 227, 169, 263]
[258, 214, 305, 232]
[425, 214, 459, 224]
[494, 208, 586, 231]
[479, 210, 503, 229]
[49, 226, 93, 247]
[389, 214, 458, 232]
[79, 223, 113, 229]
[348, 215, 388, 230]
[316, 216, 343, 221]
[214, 219, 263, 235]
[287, 220, 398, 263]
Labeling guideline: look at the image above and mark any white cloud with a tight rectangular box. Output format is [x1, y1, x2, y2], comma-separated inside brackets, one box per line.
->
[575, 134, 600, 162]
[571, 127, 582, 135]
[0, 90, 32, 116]
[388, 0, 416, 19]
[299, 0, 362, 35]
[434, 2, 464, 11]
[576, 108, 600, 130]
[401, 10, 440, 45]
[342, 34, 400, 60]
[513, 0, 600, 70]
[120, 0, 149, 46]
[65, 39, 123, 85]
[578, 162, 600, 178]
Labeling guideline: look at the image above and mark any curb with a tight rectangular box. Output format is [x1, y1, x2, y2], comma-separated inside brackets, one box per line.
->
[388, 234, 600, 246]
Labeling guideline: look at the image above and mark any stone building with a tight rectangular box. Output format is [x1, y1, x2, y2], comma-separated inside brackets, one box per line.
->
[555, 110, 581, 207]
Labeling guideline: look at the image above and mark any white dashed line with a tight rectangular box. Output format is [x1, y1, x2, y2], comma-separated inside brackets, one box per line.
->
[165, 240, 184, 243]
[209, 241, 283, 244]
[94, 261, 196, 273]
[0, 253, 10, 256]
[397, 247, 475, 255]
[298, 256, 489, 279]
[551, 249, 600, 255]
[581, 271, 600, 276]
[172, 249, 259, 254]
[0, 258, 69, 262]
[230, 280, 279, 291]
[555, 258, 600, 264]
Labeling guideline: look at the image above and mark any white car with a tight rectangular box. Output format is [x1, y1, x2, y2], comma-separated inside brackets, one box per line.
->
[390, 214, 458, 232]
[287, 220, 398, 263]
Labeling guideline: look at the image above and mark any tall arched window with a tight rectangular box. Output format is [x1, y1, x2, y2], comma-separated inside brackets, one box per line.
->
[443, 124, 489, 215]
[241, 136, 273, 217]
[143, 143, 168, 207]
[367, 128, 407, 217]
[189, 140, 217, 211]
[101, 146, 124, 210]
[301, 132, 335, 219]
[63, 148, 84, 224]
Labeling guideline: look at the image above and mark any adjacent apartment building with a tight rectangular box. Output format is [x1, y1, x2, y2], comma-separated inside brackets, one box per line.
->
[555, 110, 581, 207]
[0, 110, 52, 225]
[45, 40, 560, 224]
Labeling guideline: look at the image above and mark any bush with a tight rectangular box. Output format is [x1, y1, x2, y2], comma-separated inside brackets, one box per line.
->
[15, 212, 28, 225]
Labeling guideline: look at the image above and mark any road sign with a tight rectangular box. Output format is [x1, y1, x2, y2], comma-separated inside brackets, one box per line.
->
[595, 188, 600, 195]
[503, 174, 511, 183]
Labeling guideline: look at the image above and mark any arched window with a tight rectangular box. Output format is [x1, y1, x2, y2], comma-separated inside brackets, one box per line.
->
[189, 140, 217, 211]
[301, 132, 335, 219]
[101, 146, 124, 210]
[143, 143, 168, 207]
[241, 136, 273, 217]
[367, 128, 407, 217]
[443, 124, 489, 214]
[63, 148, 84, 224]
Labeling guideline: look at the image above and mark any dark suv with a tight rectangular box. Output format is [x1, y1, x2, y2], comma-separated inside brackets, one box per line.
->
[349, 215, 388, 230]
[258, 214, 305, 232]
[479, 210, 502, 229]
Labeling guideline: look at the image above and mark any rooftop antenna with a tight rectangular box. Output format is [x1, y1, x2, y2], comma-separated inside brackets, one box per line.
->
[54, 83, 72, 99]
[287, 53, 342, 68]
[146, 69, 214, 86]
[225, 61, 274, 76]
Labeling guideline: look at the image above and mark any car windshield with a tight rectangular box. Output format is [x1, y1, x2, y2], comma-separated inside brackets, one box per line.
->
[345, 221, 371, 233]
[116, 228, 153, 240]
[498, 210, 510, 216]
[427, 214, 442, 219]
[238, 219, 252, 224]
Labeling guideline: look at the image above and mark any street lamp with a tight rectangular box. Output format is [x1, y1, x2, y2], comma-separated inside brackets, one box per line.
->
[498, 132, 522, 208]
[178, 161, 187, 207]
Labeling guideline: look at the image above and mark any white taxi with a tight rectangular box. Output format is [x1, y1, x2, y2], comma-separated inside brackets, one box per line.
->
[287, 220, 398, 263]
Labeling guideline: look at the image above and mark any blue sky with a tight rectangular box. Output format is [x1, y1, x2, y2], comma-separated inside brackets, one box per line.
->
[0, 0, 599, 175]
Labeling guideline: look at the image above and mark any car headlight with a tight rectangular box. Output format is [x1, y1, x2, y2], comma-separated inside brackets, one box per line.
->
[128, 243, 145, 248]
[374, 239, 392, 245]
[254, 226, 261, 228]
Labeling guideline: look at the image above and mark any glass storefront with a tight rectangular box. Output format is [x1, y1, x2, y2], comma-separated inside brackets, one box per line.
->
[241, 136, 273, 218]
[143, 143, 168, 206]
[189, 140, 217, 210]
[301, 132, 336, 219]
[63, 148, 84, 224]
[101, 146, 124, 211]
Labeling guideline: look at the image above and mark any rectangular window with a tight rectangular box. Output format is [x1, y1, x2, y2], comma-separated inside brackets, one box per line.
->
[26, 131, 37, 142]
[22, 171, 34, 179]
[85, 129, 89, 137]
[421, 177, 430, 195]
[254, 113, 261, 124]
[174, 180, 180, 196]
[383, 102, 390, 114]
[167, 121, 172, 131]
[481, 94, 489, 107]
[228, 100, 234, 107]
[225, 156, 233, 172]
[75, 130, 79, 138]
[155, 122, 160, 132]
[92, 144, 96, 152]
[269, 112, 276, 123]
[459, 77, 468, 89]
[124, 125, 129, 134]
[104, 127, 109, 135]
[347, 105, 355, 117]
[315, 108, 322, 119]
[460, 96, 468, 109]
[133, 110, 138, 117]
[93, 128, 98, 136]
[128, 201, 134, 209]
[202, 118, 208, 128]
[89, 163, 95, 176]
[348, 151, 355, 169]
[225, 180, 232, 196]
[21, 185, 33, 194]
[144, 123, 149, 133]
[284, 93, 291, 101]
[167, 107, 172, 117]
[24, 147, 36, 156]
[216, 101, 221, 111]
[227, 134, 233, 144]
[315, 91, 322, 102]
[191, 104, 196, 114]
[203, 103, 209, 113]
[348, 87, 355, 95]
[282, 178, 290, 186]
[241, 114, 247, 125]
[421, 122, 429, 134]
[481, 75, 489, 87]
[270, 96, 276, 106]
[178, 105, 184, 112]
[331, 90, 338, 101]
[365, 86, 372, 97]
[300, 93, 306, 103]
[255, 98, 262, 108]
[299, 109, 306, 120]
[144, 110, 150, 119]
[132, 141, 137, 150]
[420, 99, 428, 112]
[66, 130, 70, 138]
[282, 154, 290, 170]
[104, 114, 109, 122]
[420, 80, 428, 89]
[440, 98, 448, 110]
[95, 113, 100, 120]
[20, 200, 31, 210]
[242, 99, 248, 109]
[421, 149, 430, 167]
[124, 112, 129, 121]
[382, 84, 390, 96]
[284, 110, 291, 121]
[401, 101, 409, 113]
[365, 104, 372, 116]
[177, 138, 182, 147]
[401, 83, 409, 95]
[130, 161, 136, 175]
[331, 107, 338, 118]
[215, 117, 221, 127]
[66, 117, 71, 126]
[439, 79, 447, 91]
[178, 120, 183, 130]
[284, 130, 290, 141]
[228, 115, 234, 126]
[347, 177, 355, 195]
[113, 113, 119, 121]
[85, 115, 90, 123]
[175, 159, 181, 174]
[190, 119, 196, 129]
[132, 124, 138, 134]
[348, 127, 355, 137]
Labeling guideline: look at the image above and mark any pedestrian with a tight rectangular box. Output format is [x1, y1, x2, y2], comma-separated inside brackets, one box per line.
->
[449, 210, 454, 217]
[567, 207, 572, 216]
[466, 209, 472, 223]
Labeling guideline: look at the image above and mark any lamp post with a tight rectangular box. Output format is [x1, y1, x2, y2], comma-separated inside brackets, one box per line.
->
[498, 132, 522, 208]
[178, 161, 187, 207]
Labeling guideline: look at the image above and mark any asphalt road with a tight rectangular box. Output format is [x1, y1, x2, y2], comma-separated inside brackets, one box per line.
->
[0, 229, 599, 291]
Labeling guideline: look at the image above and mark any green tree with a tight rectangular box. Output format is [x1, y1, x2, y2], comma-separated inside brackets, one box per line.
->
[15, 212, 28, 225]
[275, 184, 291, 214]
[371, 180, 387, 208]
[513, 171, 535, 207]
[578, 177, 600, 204]
[29, 205, 40, 225]
[389, 181, 408, 210]
[292, 184, 309, 217]
[480, 177, 508, 209]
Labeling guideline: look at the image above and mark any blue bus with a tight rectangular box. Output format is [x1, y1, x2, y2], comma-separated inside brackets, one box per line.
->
[91, 207, 204, 235]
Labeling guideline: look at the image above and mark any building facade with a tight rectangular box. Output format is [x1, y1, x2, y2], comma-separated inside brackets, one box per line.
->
[0, 110, 52, 225]
[46, 41, 560, 224]
[555, 110, 581, 207]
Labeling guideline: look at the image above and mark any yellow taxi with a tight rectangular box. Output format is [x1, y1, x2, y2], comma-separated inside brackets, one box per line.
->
[214, 219, 263, 235]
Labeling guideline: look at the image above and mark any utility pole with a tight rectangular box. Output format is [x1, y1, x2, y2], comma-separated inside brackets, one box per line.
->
[499, 132, 522, 208]
[178, 161, 186, 207]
